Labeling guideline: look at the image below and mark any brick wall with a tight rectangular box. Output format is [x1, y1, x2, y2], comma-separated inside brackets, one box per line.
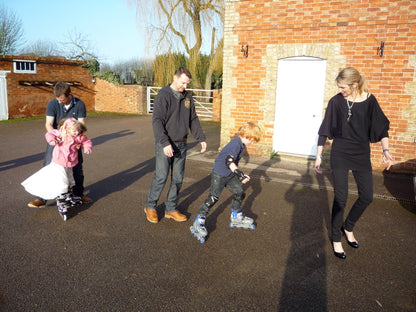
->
[0, 55, 95, 118]
[223, 0, 416, 173]
[1, 56, 219, 123]
[94, 78, 147, 114]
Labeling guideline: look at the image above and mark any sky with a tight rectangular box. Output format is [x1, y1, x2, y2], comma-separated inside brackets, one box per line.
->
[3, 0, 148, 65]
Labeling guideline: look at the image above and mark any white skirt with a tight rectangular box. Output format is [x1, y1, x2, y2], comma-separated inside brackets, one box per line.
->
[21, 162, 75, 200]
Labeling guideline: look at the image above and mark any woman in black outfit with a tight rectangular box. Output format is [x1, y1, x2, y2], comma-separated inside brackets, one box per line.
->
[314, 67, 393, 259]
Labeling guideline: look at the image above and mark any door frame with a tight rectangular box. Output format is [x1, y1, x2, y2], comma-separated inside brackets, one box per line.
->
[0, 71, 10, 120]
[272, 56, 327, 157]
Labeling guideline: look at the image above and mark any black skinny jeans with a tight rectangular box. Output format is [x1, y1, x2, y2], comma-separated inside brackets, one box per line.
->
[331, 168, 373, 242]
[197, 172, 244, 218]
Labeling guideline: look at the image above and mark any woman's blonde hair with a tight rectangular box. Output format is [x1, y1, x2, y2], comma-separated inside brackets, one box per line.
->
[336, 67, 368, 94]
[238, 122, 261, 142]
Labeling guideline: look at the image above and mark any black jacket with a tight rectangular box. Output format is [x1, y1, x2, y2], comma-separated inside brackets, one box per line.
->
[152, 85, 206, 147]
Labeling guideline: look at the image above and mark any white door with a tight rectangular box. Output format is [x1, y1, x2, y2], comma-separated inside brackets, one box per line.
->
[0, 71, 9, 120]
[273, 57, 326, 157]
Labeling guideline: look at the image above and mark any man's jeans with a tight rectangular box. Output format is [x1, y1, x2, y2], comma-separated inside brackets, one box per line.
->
[145, 142, 187, 212]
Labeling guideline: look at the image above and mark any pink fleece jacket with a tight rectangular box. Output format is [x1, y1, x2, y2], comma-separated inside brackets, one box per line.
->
[45, 129, 93, 168]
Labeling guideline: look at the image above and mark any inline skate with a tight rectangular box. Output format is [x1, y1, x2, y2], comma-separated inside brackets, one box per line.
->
[229, 211, 256, 230]
[67, 194, 83, 207]
[56, 194, 71, 221]
[190, 215, 208, 244]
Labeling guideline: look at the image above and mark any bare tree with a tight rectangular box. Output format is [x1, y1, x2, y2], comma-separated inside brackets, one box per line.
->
[131, 0, 224, 89]
[204, 27, 223, 90]
[0, 6, 24, 55]
[23, 39, 61, 57]
[64, 30, 97, 61]
[18, 30, 97, 61]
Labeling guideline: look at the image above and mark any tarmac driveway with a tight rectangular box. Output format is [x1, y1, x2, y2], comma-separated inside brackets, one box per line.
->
[0, 114, 415, 311]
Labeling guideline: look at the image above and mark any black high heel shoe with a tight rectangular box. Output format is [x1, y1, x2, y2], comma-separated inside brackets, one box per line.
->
[342, 227, 359, 248]
[332, 242, 346, 259]
[333, 250, 346, 259]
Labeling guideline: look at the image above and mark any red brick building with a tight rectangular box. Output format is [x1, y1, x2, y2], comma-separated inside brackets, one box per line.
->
[0, 55, 149, 118]
[0, 56, 95, 118]
[222, 0, 416, 173]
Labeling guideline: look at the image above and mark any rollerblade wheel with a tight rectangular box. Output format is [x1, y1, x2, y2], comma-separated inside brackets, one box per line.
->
[190, 226, 206, 244]
[59, 213, 67, 221]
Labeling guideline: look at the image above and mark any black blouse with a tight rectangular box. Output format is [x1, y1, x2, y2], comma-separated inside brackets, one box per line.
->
[318, 93, 390, 146]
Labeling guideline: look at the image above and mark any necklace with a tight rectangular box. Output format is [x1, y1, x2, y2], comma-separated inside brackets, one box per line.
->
[346, 98, 355, 122]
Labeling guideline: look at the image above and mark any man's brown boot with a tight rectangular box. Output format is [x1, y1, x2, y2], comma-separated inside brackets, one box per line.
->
[165, 210, 187, 222]
[144, 207, 158, 223]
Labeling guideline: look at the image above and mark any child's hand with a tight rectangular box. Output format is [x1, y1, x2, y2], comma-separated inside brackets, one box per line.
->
[83, 147, 92, 155]
[241, 175, 250, 184]
[234, 169, 250, 183]
[49, 138, 62, 146]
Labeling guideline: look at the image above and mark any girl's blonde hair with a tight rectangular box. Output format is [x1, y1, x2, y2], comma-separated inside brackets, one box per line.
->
[336, 67, 368, 94]
[238, 122, 261, 142]
[58, 118, 87, 137]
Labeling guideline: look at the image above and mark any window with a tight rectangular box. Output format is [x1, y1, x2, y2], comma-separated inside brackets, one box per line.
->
[13, 60, 37, 74]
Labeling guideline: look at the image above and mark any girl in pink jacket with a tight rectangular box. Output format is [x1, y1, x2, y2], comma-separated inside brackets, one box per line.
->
[22, 118, 92, 220]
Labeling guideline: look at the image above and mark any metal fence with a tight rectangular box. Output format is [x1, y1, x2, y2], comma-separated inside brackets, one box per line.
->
[147, 87, 214, 119]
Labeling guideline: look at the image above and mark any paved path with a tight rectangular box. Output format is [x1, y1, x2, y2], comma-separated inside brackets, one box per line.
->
[0, 114, 415, 311]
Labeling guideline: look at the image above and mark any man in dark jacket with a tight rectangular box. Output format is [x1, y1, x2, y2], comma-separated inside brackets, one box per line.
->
[144, 67, 207, 223]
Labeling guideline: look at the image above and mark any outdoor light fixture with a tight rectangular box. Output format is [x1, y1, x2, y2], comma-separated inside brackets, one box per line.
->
[92, 76, 96, 84]
[377, 41, 385, 57]
[241, 44, 249, 57]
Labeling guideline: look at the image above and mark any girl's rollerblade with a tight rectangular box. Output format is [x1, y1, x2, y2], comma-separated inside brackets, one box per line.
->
[66, 193, 82, 207]
[229, 211, 256, 230]
[56, 194, 71, 221]
[190, 215, 208, 244]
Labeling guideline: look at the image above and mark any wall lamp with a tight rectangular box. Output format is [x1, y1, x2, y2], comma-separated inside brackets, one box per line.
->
[241, 44, 249, 57]
[92, 76, 96, 84]
[377, 41, 385, 57]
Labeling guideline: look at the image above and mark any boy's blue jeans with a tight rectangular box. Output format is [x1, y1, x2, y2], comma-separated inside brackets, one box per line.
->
[197, 172, 244, 218]
[145, 142, 187, 212]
